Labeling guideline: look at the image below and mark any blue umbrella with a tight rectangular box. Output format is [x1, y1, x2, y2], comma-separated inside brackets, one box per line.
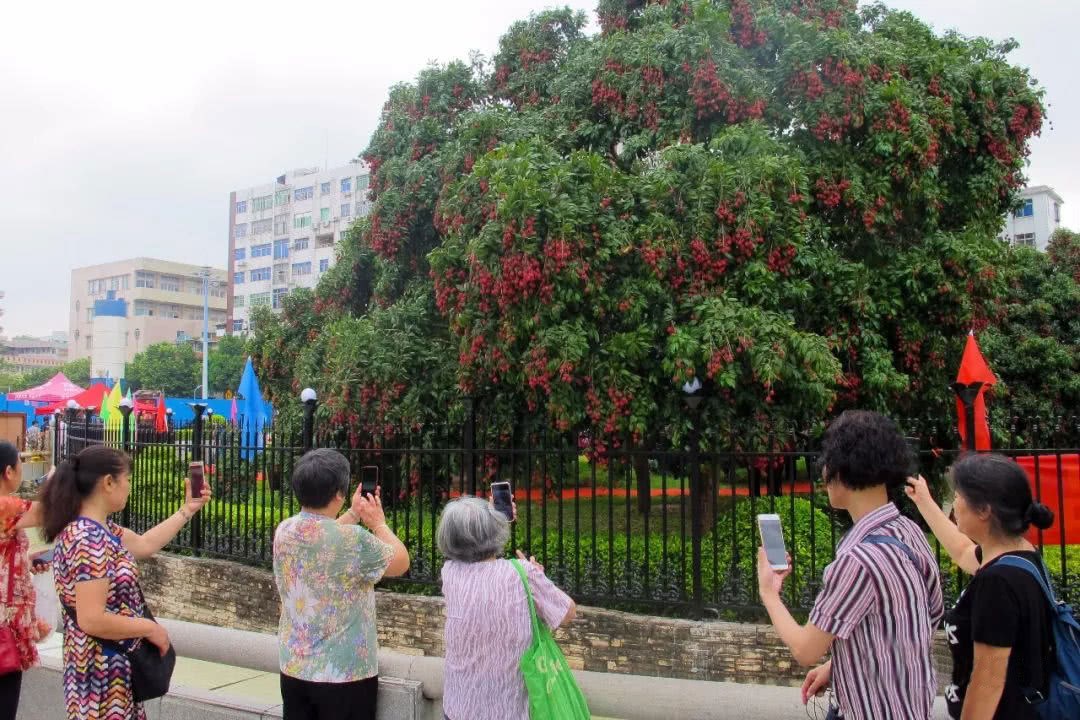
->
[237, 357, 268, 458]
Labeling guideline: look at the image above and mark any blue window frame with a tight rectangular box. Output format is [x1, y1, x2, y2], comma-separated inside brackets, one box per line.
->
[1015, 199, 1034, 218]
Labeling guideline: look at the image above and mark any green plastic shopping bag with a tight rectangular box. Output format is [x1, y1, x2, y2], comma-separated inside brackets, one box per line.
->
[510, 559, 591, 720]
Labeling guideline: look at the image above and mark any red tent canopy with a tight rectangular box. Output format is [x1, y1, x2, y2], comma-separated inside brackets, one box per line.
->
[35, 382, 111, 415]
[9, 373, 85, 403]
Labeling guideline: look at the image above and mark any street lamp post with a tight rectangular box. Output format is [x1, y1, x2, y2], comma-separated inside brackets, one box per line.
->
[681, 376, 705, 619]
[301, 388, 317, 451]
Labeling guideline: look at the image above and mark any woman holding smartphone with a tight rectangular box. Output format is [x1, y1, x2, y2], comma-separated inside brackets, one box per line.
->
[0, 442, 51, 720]
[906, 454, 1055, 720]
[39, 445, 211, 720]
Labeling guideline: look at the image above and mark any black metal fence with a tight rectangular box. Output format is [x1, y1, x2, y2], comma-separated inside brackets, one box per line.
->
[57, 406, 1079, 618]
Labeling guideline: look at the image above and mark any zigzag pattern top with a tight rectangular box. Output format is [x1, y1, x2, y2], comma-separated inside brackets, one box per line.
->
[52, 517, 147, 720]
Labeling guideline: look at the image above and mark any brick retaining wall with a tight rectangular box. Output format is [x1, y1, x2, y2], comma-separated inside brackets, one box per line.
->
[139, 553, 951, 687]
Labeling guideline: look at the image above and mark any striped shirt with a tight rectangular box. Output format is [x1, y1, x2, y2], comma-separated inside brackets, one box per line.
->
[810, 503, 944, 720]
[442, 559, 574, 720]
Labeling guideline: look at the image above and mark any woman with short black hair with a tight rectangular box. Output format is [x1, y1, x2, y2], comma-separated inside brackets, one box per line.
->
[906, 453, 1056, 720]
[272, 449, 409, 720]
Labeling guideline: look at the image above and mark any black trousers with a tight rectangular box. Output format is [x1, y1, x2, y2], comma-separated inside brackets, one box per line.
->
[280, 674, 378, 720]
[0, 671, 21, 720]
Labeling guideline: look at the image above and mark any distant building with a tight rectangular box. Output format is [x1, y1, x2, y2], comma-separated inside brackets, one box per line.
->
[227, 161, 372, 334]
[0, 335, 68, 373]
[69, 258, 228, 381]
[1001, 185, 1064, 252]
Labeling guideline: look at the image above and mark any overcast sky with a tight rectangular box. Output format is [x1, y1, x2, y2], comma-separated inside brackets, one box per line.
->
[1, 0, 1075, 338]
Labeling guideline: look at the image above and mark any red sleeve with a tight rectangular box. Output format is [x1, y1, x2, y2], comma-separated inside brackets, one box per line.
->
[0, 497, 31, 539]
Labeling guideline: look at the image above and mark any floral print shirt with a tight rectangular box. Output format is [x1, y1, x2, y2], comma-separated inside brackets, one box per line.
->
[0, 496, 41, 672]
[273, 511, 395, 682]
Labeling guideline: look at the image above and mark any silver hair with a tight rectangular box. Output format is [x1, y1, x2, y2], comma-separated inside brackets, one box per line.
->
[437, 496, 510, 563]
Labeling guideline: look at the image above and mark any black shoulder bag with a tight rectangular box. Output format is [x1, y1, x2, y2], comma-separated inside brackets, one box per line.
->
[61, 585, 176, 703]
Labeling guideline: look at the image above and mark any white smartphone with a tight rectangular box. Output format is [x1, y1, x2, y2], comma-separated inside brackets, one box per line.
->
[757, 513, 789, 570]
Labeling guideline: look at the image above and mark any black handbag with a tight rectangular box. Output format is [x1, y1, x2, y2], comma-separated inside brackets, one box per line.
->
[61, 593, 176, 703]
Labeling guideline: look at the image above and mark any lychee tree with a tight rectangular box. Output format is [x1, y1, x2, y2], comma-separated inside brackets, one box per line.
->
[250, 0, 1044, 451]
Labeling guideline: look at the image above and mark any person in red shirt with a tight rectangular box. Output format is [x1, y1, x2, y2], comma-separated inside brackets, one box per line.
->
[0, 441, 52, 720]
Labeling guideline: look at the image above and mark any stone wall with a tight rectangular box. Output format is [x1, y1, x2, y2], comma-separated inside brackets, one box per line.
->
[139, 553, 951, 687]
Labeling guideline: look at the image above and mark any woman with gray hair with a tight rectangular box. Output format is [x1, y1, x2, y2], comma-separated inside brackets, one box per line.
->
[273, 449, 410, 720]
[438, 496, 576, 720]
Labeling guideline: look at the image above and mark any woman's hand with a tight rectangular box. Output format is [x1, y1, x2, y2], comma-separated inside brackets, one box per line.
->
[757, 547, 792, 600]
[515, 549, 543, 574]
[183, 478, 212, 516]
[904, 475, 934, 508]
[145, 622, 171, 657]
[33, 618, 52, 642]
[801, 660, 832, 704]
[352, 486, 387, 530]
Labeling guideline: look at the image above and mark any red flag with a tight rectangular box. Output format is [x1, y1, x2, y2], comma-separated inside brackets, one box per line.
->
[955, 332, 996, 450]
[155, 394, 168, 433]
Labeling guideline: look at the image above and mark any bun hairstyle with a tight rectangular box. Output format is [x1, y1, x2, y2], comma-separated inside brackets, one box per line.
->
[39, 445, 130, 542]
[950, 453, 1055, 537]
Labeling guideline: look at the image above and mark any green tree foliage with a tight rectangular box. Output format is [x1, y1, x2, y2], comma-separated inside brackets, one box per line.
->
[208, 334, 248, 395]
[981, 229, 1080, 437]
[21, 357, 91, 388]
[251, 1, 1045, 447]
[126, 343, 199, 396]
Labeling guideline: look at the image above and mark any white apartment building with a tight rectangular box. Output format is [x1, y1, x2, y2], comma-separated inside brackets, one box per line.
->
[227, 161, 372, 333]
[69, 259, 228, 380]
[1001, 185, 1064, 252]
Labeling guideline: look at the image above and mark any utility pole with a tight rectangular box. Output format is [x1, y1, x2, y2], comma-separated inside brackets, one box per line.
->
[199, 268, 210, 401]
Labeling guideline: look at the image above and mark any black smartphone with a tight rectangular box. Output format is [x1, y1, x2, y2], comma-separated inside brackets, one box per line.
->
[360, 466, 379, 497]
[491, 481, 513, 521]
[189, 461, 205, 499]
[31, 547, 54, 568]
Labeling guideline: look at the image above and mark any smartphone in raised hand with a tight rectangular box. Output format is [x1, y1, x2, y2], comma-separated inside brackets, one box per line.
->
[360, 466, 379, 497]
[189, 461, 205, 499]
[757, 513, 789, 571]
[491, 481, 513, 522]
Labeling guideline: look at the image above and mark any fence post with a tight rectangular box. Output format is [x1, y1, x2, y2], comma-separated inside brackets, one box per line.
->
[82, 412, 91, 454]
[119, 400, 133, 528]
[190, 403, 206, 557]
[464, 396, 477, 496]
[64, 407, 77, 458]
[951, 382, 983, 452]
[52, 410, 62, 465]
[682, 389, 705, 620]
[301, 388, 318, 452]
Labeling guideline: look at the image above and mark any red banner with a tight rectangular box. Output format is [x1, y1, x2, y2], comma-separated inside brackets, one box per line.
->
[1016, 454, 1080, 546]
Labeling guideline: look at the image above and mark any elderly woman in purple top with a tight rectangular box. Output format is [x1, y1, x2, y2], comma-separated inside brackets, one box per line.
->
[438, 497, 576, 720]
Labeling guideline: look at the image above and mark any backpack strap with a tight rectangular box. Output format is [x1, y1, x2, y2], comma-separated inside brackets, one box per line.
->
[994, 555, 1058, 606]
[863, 534, 919, 565]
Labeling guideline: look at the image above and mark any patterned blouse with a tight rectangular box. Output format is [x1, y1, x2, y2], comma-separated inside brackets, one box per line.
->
[441, 559, 574, 720]
[0, 496, 42, 672]
[273, 512, 395, 682]
[53, 517, 148, 720]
